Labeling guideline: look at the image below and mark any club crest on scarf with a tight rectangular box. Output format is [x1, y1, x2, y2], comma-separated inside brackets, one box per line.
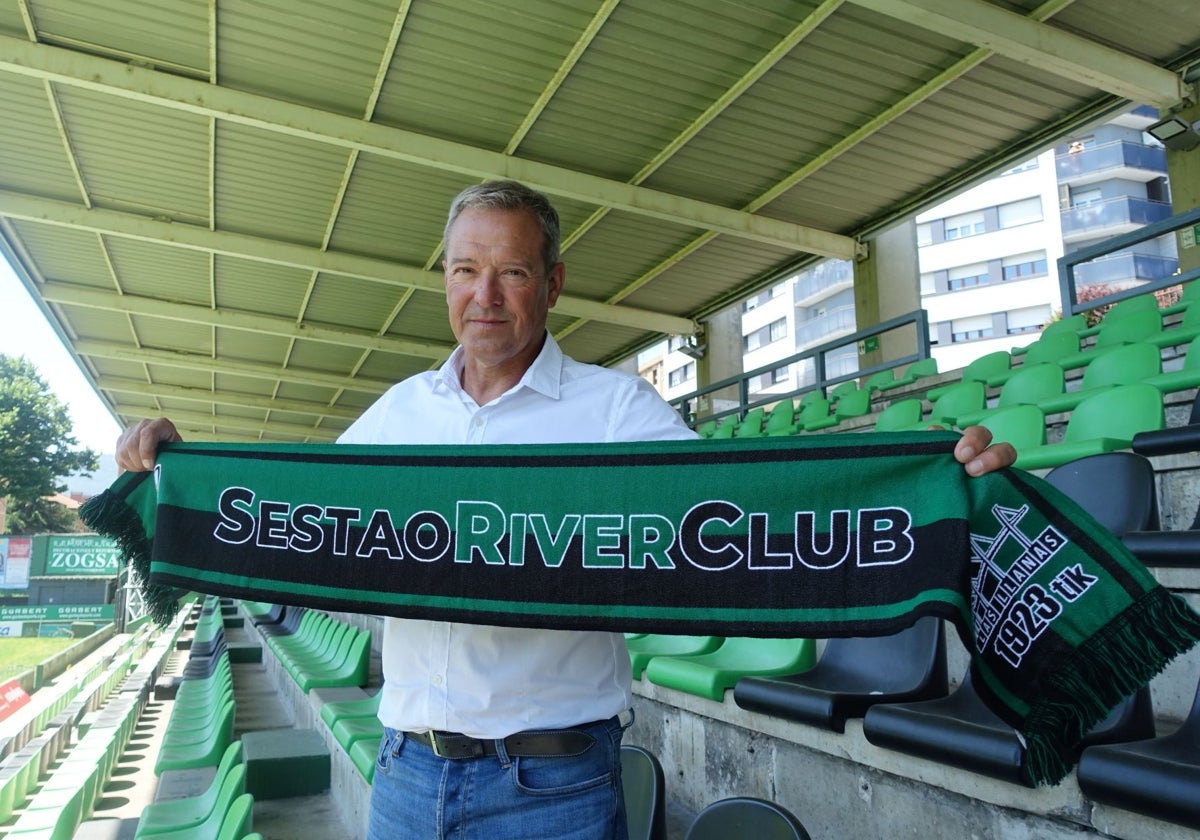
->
[970, 504, 1097, 667]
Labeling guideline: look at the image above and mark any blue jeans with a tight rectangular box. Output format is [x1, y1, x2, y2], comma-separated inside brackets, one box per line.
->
[367, 716, 630, 840]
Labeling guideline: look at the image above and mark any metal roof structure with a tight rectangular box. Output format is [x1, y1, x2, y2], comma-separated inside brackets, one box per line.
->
[1, 0, 1198, 443]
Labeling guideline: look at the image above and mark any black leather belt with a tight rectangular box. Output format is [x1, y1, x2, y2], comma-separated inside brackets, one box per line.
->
[405, 726, 597, 760]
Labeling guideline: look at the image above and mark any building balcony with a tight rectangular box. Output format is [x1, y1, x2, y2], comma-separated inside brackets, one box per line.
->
[794, 304, 856, 349]
[1056, 140, 1167, 187]
[1070, 251, 1179, 287]
[1060, 196, 1173, 244]
[793, 260, 854, 307]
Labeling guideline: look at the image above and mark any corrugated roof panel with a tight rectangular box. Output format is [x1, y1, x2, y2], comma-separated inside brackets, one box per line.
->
[89, 354, 148, 382]
[141, 366, 214, 391]
[644, 5, 975, 208]
[382, 289, 457, 343]
[61, 304, 135, 343]
[30, 0, 208, 75]
[0, 4, 26, 35]
[285, 337, 380, 375]
[329, 156, 468, 264]
[353, 352, 436, 384]
[214, 124, 351, 247]
[104, 239, 210, 303]
[557, 319, 649, 364]
[0, 76, 85, 200]
[303, 274, 407, 334]
[563, 211, 705, 307]
[215, 0, 396, 115]
[515, 0, 817, 182]
[213, 327, 292, 365]
[128, 314, 213, 355]
[55, 88, 210, 222]
[214, 256, 307, 320]
[624, 235, 796, 314]
[372, 0, 596, 150]
[1052, 0, 1200, 63]
[8, 221, 109, 283]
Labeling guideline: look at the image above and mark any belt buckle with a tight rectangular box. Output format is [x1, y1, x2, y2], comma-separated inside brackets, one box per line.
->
[427, 730, 482, 759]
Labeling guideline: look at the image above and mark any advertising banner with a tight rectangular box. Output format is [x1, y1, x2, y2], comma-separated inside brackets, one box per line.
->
[0, 679, 31, 722]
[0, 537, 31, 590]
[43, 536, 120, 577]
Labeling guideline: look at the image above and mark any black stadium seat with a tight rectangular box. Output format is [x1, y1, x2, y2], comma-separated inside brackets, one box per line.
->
[732, 616, 947, 733]
[1077, 673, 1200, 831]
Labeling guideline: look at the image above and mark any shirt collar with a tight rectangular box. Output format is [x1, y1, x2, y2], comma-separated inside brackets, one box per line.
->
[434, 332, 563, 401]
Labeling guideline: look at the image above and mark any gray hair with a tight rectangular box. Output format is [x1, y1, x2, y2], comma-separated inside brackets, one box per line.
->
[444, 180, 562, 273]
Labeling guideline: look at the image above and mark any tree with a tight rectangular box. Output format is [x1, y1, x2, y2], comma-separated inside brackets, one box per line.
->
[0, 354, 98, 534]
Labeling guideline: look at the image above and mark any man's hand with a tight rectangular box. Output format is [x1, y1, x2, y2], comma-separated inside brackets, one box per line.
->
[954, 424, 1016, 477]
[115, 418, 182, 473]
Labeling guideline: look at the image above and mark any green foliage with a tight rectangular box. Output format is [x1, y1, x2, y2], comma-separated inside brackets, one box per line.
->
[0, 354, 98, 533]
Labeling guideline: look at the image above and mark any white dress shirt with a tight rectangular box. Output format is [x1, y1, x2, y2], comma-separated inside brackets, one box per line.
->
[338, 334, 697, 737]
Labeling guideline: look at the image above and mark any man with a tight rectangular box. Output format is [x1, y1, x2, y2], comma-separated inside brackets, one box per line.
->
[116, 180, 1016, 839]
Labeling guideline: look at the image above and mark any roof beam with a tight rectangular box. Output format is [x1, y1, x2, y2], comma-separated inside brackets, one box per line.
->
[96, 376, 362, 419]
[73, 339, 396, 394]
[0, 189, 694, 335]
[848, 0, 1185, 108]
[38, 281, 453, 359]
[0, 34, 858, 262]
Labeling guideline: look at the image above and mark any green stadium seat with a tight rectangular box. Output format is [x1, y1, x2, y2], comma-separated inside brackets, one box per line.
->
[626, 635, 724, 680]
[1143, 335, 1200, 394]
[833, 387, 871, 422]
[864, 369, 897, 393]
[989, 333, 1079, 386]
[348, 739, 377, 784]
[875, 358, 937, 392]
[925, 351, 1009, 401]
[1076, 293, 1161, 339]
[798, 398, 838, 432]
[1056, 308, 1163, 370]
[644, 637, 816, 701]
[1010, 313, 1086, 357]
[913, 381, 985, 429]
[735, 407, 765, 438]
[975, 403, 1046, 452]
[873, 398, 923, 432]
[1159, 280, 1200, 316]
[1037, 342, 1161, 415]
[1149, 301, 1200, 349]
[763, 400, 799, 436]
[828, 380, 859, 402]
[1016, 383, 1165, 471]
[957, 363, 1064, 428]
[134, 744, 244, 838]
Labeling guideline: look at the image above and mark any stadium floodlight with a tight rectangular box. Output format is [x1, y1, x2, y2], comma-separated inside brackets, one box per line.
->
[1147, 115, 1200, 152]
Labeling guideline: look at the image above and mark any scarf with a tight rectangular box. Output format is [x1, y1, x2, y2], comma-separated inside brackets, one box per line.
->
[80, 431, 1200, 786]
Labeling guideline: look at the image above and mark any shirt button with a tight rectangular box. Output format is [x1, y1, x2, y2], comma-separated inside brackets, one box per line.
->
[432, 675, 443, 686]
[474, 417, 484, 427]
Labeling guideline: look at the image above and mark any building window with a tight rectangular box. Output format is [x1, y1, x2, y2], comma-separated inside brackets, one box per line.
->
[668, 362, 694, 388]
[946, 261, 991, 291]
[771, 365, 790, 384]
[951, 315, 994, 343]
[998, 196, 1043, 228]
[1070, 187, 1103, 208]
[1006, 305, 1051, 335]
[944, 210, 986, 240]
[1001, 251, 1048, 281]
[1004, 158, 1039, 175]
[744, 318, 787, 352]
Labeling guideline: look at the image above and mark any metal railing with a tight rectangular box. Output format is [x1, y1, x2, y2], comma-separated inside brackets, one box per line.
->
[1059, 205, 1200, 316]
[669, 309, 932, 426]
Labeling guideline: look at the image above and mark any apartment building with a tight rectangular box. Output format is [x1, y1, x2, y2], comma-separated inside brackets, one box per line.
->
[648, 108, 1176, 406]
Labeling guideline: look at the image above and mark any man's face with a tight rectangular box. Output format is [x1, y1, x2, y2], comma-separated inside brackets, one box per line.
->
[443, 206, 564, 374]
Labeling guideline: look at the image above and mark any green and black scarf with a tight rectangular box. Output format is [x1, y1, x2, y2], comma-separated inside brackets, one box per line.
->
[81, 431, 1200, 785]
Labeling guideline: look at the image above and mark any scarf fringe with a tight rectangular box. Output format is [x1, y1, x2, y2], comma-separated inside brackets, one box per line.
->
[79, 489, 181, 626]
[1022, 588, 1200, 786]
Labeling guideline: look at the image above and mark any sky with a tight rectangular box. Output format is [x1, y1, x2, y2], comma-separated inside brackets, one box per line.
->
[1, 257, 122, 459]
